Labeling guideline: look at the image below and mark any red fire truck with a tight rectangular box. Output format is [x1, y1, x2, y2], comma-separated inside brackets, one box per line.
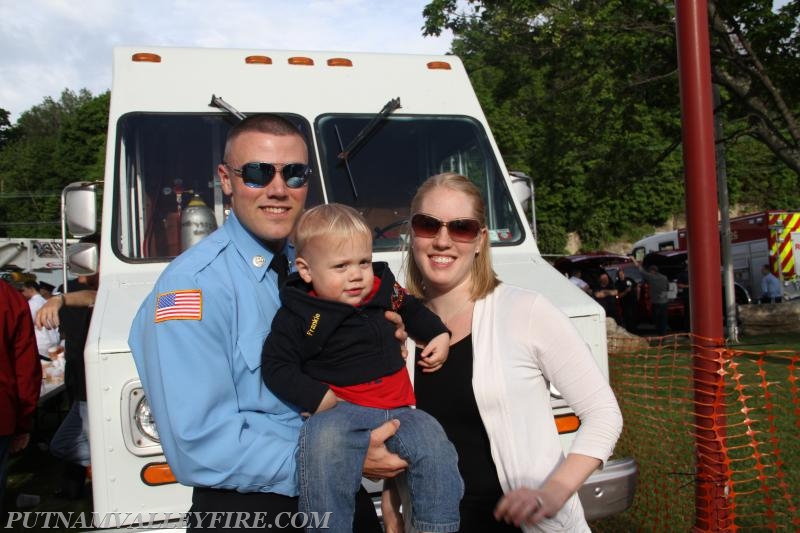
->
[632, 210, 800, 302]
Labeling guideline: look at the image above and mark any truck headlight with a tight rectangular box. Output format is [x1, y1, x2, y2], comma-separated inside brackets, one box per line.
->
[134, 395, 160, 443]
[122, 380, 163, 456]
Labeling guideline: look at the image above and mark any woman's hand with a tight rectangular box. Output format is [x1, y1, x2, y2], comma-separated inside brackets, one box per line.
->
[494, 487, 560, 527]
[495, 454, 602, 527]
[363, 419, 408, 479]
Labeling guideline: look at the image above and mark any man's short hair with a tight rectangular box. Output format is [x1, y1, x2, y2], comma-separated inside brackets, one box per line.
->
[22, 280, 40, 291]
[223, 114, 307, 161]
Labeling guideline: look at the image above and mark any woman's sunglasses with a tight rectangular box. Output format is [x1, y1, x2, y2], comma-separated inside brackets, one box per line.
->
[410, 213, 483, 243]
[224, 162, 311, 189]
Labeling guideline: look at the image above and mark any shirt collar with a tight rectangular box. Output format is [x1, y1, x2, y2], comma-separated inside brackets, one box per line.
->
[224, 212, 295, 282]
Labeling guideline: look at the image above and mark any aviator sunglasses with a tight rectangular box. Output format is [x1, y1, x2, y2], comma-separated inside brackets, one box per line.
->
[410, 213, 483, 243]
[224, 162, 312, 189]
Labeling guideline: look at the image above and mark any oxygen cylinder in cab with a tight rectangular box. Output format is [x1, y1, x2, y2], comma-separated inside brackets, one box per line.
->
[181, 194, 217, 251]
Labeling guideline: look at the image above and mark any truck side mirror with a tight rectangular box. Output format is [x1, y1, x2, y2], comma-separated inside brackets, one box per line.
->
[508, 170, 537, 240]
[63, 182, 99, 237]
[67, 242, 99, 276]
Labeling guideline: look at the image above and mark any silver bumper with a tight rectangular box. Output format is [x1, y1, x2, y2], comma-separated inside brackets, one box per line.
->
[578, 457, 638, 521]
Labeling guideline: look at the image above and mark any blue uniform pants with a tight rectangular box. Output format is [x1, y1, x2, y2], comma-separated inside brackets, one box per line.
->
[298, 402, 463, 533]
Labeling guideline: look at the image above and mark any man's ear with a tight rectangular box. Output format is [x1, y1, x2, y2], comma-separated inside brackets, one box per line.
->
[295, 257, 313, 284]
[219, 164, 233, 196]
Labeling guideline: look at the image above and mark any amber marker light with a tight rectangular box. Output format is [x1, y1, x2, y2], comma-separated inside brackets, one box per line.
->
[246, 55, 272, 64]
[555, 414, 581, 434]
[427, 61, 451, 70]
[327, 58, 353, 67]
[131, 53, 161, 63]
[141, 462, 178, 486]
[288, 56, 314, 66]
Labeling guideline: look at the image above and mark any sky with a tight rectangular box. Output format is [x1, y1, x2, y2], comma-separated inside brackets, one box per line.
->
[0, 0, 454, 122]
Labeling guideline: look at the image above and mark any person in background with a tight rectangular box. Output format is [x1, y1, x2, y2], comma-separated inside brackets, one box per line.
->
[615, 269, 638, 333]
[592, 273, 619, 324]
[36, 275, 97, 500]
[38, 282, 55, 300]
[568, 269, 592, 295]
[675, 269, 690, 331]
[262, 203, 461, 533]
[760, 264, 782, 304]
[384, 173, 622, 532]
[21, 280, 60, 360]
[36, 234, 101, 500]
[128, 114, 406, 532]
[635, 260, 670, 336]
[0, 280, 42, 522]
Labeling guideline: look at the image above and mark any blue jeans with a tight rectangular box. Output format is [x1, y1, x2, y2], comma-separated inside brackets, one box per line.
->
[298, 402, 463, 533]
[50, 401, 90, 467]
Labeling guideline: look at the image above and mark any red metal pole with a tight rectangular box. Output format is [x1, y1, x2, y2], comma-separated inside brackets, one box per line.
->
[674, 1, 730, 531]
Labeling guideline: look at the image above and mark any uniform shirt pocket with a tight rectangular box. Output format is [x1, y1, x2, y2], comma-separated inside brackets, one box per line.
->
[236, 330, 268, 373]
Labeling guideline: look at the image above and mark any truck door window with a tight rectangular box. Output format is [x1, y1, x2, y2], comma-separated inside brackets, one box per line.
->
[113, 113, 320, 261]
[316, 115, 523, 252]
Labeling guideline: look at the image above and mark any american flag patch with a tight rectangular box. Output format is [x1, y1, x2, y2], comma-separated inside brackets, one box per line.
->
[155, 290, 202, 322]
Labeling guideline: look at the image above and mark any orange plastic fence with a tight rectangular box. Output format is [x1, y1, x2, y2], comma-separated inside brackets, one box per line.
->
[591, 334, 799, 532]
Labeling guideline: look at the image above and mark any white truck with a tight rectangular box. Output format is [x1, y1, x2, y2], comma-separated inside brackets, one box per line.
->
[62, 46, 636, 528]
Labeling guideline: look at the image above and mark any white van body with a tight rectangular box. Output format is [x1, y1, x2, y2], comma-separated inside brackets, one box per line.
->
[75, 46, 635, 528]
[630, 230, 680, 261]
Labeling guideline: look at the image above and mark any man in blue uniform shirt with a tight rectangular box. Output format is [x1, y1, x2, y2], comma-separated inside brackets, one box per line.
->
[129, 115, 407, 531]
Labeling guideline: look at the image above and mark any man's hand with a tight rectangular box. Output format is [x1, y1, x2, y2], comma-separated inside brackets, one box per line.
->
[36, 297, 63, 330]
[384, 310, 408, 360]
[363, 420, 408, 479]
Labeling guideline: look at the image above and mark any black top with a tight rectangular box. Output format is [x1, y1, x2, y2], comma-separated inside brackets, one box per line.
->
[261, 262, 449, 413]
[58, 279, 93, 402]
[414, 335, 505, 500]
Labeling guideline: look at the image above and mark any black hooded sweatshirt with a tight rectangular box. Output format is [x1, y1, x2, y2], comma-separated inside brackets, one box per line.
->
[261, 262, 448, 413]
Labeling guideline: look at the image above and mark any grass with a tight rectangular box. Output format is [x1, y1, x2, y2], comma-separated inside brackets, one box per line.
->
[591, 332, 800, 532]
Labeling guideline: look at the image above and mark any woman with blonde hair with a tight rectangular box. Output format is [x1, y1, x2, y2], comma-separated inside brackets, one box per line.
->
[385, 173, 623, 532]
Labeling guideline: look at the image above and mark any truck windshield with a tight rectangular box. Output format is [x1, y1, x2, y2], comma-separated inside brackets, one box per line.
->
[113, 113, 522, 261]
[317, 114, 523, 252]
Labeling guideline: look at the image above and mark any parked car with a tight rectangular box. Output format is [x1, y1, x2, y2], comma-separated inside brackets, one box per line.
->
[554, 251, 751, 333]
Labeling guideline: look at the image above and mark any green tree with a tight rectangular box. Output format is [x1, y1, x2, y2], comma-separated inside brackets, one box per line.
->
[0, 90, 108, 237]
[709, 1, 800, 174]
[423, 0, 800, 251]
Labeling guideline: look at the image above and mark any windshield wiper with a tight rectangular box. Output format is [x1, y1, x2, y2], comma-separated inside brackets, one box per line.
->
[209, 95, 246, 121]
[338, 97, 401, 160]
[335, 97, 402, 199]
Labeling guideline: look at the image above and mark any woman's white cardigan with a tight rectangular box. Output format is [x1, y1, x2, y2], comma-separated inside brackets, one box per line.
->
[406, 284, 623, 532]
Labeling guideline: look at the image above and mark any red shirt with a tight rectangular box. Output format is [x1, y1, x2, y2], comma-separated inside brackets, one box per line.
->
[0, 280, 42, 435]
[329, 368, 415, 409]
